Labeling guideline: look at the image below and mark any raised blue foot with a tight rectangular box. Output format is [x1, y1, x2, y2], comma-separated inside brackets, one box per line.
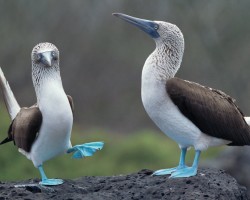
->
[67, 141, 104, 159]
[153, 148, 188, 176]
[170, 150, 201, 178]
[38, 165, 63, 186]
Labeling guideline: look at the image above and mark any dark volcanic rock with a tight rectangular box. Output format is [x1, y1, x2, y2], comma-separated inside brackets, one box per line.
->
[0, 168, 248, 200]
[204, 146, 250, 196]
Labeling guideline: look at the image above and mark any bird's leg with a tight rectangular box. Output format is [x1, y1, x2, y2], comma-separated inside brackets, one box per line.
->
[67, 141, 104, 159]
[153, 147, 188, 176]
[170, 150, 201, 178]
[38, 165, 63, 186]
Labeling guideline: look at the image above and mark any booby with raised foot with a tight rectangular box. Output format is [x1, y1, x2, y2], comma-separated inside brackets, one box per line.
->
[0, 42, 104, 185]
[113, 13, 250, 178]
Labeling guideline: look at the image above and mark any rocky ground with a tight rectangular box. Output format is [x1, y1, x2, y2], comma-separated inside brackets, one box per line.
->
[0, 168, 248, 200]
[204, 146, 250, 197]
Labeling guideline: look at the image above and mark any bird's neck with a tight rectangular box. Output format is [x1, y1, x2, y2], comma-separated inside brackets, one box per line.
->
[142, 40, 184, 85]
[141, 40, 184, 111]
[32, 69, 64, 105]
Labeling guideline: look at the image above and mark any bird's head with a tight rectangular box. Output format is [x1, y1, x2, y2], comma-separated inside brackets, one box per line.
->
[113, 13, 184, 55]
[31, 42, 61, 88]
[32, 42, 59, 69]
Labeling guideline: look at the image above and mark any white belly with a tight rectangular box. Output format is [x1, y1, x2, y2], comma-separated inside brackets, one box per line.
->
[29, 82, 73, 167]
[141, 81, 229, 151]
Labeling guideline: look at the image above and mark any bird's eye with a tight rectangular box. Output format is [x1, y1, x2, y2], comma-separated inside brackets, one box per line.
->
[154, 24, 159, 30]
[35, 54, 42, 62]
[51, 51, 58, 60]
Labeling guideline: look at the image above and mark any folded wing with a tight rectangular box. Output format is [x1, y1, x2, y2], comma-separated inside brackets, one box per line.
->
[1, 106, 43, 152]
[166, 77, 250, 146]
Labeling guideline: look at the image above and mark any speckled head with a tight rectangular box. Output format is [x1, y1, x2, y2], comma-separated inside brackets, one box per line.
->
[31, 42, 61, 90]
[153, 21, 184, 47]
[32, 42, 59, 68]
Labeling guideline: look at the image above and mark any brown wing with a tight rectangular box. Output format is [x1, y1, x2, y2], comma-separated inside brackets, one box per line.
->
[9, 106, 42, 152]
[67, 95, 74, 114]
[166, 77, 250, 146]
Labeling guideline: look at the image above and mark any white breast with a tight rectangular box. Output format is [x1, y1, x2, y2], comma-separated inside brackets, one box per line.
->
[30, 80, 73, 167]
[141, 63, 229, 151]
[141, 78, 200, 146]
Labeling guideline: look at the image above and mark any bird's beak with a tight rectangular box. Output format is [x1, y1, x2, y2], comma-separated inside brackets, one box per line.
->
[113, 13, 160, 38]
[41, 51, 52, 67]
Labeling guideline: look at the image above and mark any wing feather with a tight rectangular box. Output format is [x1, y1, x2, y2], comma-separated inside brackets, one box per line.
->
[9, 106, 42, 152]
[166, 78, 250, 146]
[67, 95, 74, 114]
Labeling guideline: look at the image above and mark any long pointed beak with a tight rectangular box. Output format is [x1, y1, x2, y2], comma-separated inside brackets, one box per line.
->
[113, 13, 160, 38]
[41, 51, 52, 67]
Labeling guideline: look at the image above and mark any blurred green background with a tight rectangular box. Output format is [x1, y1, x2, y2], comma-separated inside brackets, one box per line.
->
[0, 105, 222, 180]
[0, 0, 248, 180]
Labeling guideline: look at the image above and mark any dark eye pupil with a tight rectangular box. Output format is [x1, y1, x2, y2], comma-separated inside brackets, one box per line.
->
[154, 25, 159, 30]
[36, 54, 41, 62]
[52, 51, 58, 60]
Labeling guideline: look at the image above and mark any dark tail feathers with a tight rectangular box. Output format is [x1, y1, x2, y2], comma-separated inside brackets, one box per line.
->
[0, 137, 12, 145]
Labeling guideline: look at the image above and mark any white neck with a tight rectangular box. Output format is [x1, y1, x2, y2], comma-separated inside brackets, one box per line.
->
[32, 69, 63, 105]
[142, 39, 184, 85]
[141, 38, 184, 109]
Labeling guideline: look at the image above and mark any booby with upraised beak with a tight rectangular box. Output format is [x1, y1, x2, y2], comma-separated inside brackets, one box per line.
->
[0, 42, 104, 185]
[113, 13, 250, 178]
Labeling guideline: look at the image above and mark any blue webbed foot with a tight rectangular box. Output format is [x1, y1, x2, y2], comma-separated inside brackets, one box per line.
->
[67, 141, 104, 159]
[39, 178, 64, 186]
[170, 150, 201, 178]
[38, 165, 63, 186]
[170, 166, 197, 178]
[153, 148, 188, 176]
[152, 165, 188, 176]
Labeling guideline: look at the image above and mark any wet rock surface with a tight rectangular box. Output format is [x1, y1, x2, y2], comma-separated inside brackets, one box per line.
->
[0, 168, 248, 200]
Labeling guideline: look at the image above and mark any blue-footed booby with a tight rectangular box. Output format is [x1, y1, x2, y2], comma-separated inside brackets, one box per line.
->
[0, 42, 104, 185]
[113, 13, 250, 178]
